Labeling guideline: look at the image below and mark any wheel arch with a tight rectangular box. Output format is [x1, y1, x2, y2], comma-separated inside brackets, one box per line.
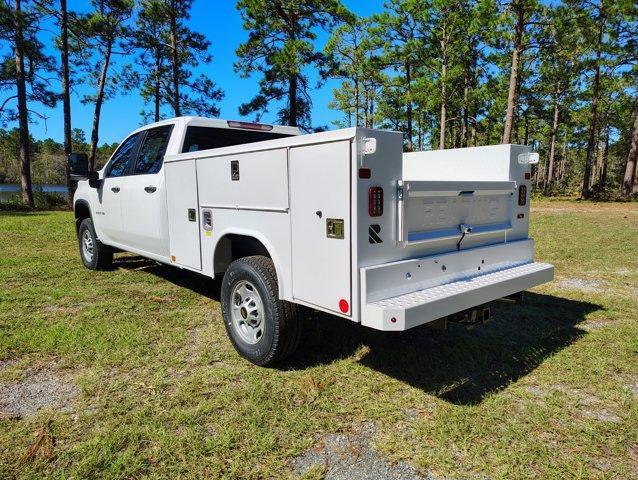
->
[213, 229, 287, 299]
[74, 199, 92, 234]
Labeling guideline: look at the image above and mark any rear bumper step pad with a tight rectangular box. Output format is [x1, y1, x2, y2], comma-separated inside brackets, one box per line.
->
[361, 261, 554, 331]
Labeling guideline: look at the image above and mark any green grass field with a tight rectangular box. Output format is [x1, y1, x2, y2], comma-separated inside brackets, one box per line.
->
[1, 201, 637, 479]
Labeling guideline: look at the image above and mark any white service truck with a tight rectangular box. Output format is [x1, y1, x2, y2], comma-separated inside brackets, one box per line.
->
[69, 116, 554, 365]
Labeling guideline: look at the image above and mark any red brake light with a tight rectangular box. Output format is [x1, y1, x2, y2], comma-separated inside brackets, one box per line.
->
[227, 120, 273, 131]
[368, 186, 383, 217]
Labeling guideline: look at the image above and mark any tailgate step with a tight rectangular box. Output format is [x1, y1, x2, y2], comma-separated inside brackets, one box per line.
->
[362, 262, 554, 331]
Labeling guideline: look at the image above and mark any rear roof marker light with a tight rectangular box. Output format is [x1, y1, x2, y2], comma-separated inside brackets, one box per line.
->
[227, 120, 273, 131]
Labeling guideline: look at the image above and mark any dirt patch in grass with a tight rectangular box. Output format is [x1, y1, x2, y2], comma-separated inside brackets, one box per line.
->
[532, 201, 638, 214]
[41, 304, 82, 315]
[555, 278, 603, 293]
[626, 377, 638, 397]
[525, 383, 621, 423]
[291, 422, 432, 480]
[0, 360, 78, 418]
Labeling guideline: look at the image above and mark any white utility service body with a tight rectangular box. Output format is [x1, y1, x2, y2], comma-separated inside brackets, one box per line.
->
[73, 116, 553, 363]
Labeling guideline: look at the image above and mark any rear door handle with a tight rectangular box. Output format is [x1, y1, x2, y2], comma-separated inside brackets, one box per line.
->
[144, 186, 157, 193]
[111, 187, 120, 193]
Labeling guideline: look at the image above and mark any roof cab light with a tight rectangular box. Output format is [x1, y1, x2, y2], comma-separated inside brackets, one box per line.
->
[369, 186, 384, 217]
[227, 120, 273, 131]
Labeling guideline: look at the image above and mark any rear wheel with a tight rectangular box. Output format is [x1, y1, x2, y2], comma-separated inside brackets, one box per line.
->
[221, 255, 302, 366]
[78, 218, 113, 270]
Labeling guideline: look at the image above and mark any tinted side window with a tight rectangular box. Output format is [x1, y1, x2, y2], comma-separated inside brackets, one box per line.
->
[181, 126, 293, 153]
[134, 125, 173, 174]
[107, 134, 140, 177]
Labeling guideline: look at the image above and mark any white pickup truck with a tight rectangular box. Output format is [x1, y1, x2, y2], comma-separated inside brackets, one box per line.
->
[68, 116, 554, 365]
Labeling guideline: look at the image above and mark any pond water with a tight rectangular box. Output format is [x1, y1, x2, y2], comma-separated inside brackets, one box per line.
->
[0, 184, 69, 202]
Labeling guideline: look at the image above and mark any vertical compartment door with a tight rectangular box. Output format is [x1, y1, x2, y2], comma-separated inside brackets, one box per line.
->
[289, 141, 351, 315]
[165, 160, 201, 270]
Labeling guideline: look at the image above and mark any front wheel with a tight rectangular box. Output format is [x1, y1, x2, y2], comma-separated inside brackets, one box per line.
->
[221, 255, 302, 366]
[78, 218, 113, 270]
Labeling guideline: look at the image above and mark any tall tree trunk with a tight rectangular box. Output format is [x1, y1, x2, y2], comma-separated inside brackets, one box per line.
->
[439, 32, 447, 150]
[368, 88, 375, 128]
[89, 40, 113, 171]
[154, 48, 161, 122]
[503, 0, 524, 144]
[439, 76, 446, 149]
[60, 0, 73, 208]
[582, 19, 604, 198]
[599, 125, 609, 188]
[622, 108, 638, 195]
[14, 0, 33, 207]
[354, 78, 360, 127]
[288, 74, 297, 127]
[545, 83, 560, 194]
[560, 135, 568, 181]
[405, 62, 413, 151]
[461, 73, 469, 147]
[169, 5, 180, 117]
[471, 95, 478, 146]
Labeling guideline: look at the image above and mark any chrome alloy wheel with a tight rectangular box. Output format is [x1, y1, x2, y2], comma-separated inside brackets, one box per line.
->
[231, 280, 265, 345]
[82, 230, 94, 262]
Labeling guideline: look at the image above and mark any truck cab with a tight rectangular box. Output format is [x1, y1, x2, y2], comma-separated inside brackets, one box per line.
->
[73, 117, 299, 264]
[70, 118, 553, 366]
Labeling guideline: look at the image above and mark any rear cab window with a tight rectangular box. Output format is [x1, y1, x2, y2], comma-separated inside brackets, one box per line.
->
[182, 126, 294, 153]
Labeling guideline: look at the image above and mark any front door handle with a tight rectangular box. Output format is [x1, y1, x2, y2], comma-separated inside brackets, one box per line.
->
[144, 186, 157, 193]
[111, 187, 120, 193]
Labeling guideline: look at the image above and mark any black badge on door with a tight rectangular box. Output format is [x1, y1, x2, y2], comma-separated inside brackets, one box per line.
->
[369, 224, 382, 244]
[231, 160, 240, 181]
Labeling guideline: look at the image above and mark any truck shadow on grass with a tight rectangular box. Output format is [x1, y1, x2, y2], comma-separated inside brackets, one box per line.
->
[295, 293, 600, 405]
[113, 256, 599, 406]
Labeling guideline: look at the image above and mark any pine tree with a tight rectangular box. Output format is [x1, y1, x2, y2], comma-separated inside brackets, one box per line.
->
[498, 0, 544, 144]
[163, 0, 223, 118]
[0, 0, 57, 207]
[537, 4, 579, 193]
[374, 0, 425, 150]
[235, 0, 351, 130]
[325, 16, 385, 128]
[74, 0, 134, 170]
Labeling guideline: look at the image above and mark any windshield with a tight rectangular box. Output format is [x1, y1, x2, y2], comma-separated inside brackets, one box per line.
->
[182, 126, 294, 153]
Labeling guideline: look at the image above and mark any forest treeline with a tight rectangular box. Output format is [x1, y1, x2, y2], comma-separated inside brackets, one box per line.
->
[0, 0, 636, 208]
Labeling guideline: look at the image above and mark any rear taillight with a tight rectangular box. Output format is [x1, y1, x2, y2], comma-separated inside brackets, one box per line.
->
[369, 186, 383, 217]
[518, 185, 527, 206]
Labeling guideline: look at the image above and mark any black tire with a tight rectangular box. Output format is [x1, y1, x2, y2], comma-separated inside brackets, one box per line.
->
[78, 218, 113, 270]
[221, 255, 302, 366]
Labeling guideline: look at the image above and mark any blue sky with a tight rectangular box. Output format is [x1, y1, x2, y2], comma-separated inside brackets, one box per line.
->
[25, 0, 386, 145]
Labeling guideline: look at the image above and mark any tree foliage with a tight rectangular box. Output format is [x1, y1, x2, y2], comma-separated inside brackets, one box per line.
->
[235, 0, 351, 131]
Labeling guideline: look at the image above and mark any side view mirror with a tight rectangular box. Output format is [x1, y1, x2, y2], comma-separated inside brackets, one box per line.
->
[68, 153, 89, 179]
[88, 170, 102, 189]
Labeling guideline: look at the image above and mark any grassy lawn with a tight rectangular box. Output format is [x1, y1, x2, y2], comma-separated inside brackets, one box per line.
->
[0, 200, 637, 479]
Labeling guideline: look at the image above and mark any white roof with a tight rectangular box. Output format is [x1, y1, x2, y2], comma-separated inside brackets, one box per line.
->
[130, 116, 301, 137]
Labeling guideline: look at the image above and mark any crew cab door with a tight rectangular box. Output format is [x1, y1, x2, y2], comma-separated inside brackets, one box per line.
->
[121, 125, 173, 257]
[95, 133, 142, 245]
